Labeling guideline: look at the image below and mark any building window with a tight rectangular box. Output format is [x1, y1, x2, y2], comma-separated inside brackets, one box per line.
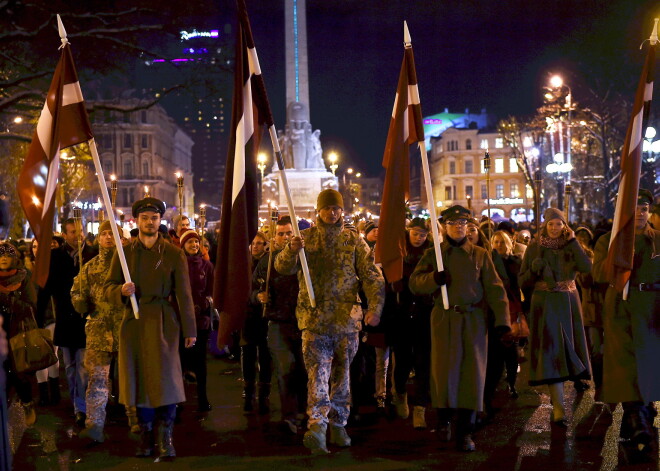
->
[123, 160, 133, 177]
[140, 111, 148, 123]
[449, 161, 456, 174]
[143, 161, 149, 176]
[445, 186, 452, 200]
[495, 138, 504, 148]
[465, 185, 473, 198]
[495, 158, 504, 173]
[464, 159, 473, 174]
[100, 134, 113, 149]
[123, 112, 131, 124]
[480, 139, 489, 150]
[480, 159, 485, 174]
[509, 158, 518, 173]
[481, 184, 488, 199]
[510, 183, 519, 198]
[103, 160, 112, 175]
[123, 134, 132, 148]
[141, 134, 149, 149]
[465, 139, 472, 150]
[495, 184, 504, 198]
[526, 184, 534, 198]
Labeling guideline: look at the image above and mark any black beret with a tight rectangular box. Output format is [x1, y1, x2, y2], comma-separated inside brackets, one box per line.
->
[440, 205, 471, 222]
[132, 197, 166, 217]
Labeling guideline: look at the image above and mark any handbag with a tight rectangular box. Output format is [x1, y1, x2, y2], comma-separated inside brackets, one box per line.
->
[9, 319, 58, 374]
[510, 312, 530, 339]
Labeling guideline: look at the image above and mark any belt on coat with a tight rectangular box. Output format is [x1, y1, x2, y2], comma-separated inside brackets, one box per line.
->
[446, 303, 477, 313]
[631, 283, 660, 292]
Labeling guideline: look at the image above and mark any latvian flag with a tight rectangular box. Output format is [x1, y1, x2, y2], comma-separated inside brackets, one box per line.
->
[17, 42, 93, 287]
[375, 37, 425, 284]
[605, 33, 655, 292]
[213, 0, 266, 345]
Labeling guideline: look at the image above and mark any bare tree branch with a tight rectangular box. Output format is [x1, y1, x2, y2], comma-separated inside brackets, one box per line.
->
[0, 71, 50, 89]
[0, 133, 31, 143]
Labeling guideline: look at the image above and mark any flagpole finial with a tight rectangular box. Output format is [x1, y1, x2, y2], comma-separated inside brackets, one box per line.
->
[404, 21, 412, 48]
[651, 18, 659, 46]
[57, 14, 69, 49]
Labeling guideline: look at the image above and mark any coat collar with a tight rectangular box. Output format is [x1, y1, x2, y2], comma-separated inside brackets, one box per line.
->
[441, 237, 474, 255]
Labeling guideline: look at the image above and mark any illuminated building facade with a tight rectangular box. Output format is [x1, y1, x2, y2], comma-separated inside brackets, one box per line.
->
[428, 127, 534, 223]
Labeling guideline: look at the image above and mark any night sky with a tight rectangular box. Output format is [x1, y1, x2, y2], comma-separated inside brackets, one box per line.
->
[211, 0, 658, 176]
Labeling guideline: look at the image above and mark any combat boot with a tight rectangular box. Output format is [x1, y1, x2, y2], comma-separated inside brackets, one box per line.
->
[135, 422, 155, 457]
[413, 406, 427, 429]
[243, 382, 256, 413]
[156, 420, 176, 460]
[80, 424, 105, 444]
[329, 424, 351, 447]
[393, 392, 409, 419]
[303, 423, 329, 454]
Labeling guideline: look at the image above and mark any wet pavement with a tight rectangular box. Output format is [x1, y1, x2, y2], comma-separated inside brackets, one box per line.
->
[8, 353, 660, 471]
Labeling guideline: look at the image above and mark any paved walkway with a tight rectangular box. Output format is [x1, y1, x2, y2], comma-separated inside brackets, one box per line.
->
[8, 353, 660, 470]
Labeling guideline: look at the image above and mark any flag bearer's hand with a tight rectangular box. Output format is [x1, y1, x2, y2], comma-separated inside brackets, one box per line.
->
[289, 236, 304, 253]
[121, 282, 135, 296]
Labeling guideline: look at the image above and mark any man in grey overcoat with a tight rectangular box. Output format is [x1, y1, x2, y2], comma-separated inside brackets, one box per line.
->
[104, 197, 196, 461]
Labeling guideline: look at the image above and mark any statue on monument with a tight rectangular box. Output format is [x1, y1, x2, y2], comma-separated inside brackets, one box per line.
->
[279, 102, 325, 170]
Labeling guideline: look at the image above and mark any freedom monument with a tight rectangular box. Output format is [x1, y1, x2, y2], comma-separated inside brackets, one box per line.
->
[260, 0, 338, 216]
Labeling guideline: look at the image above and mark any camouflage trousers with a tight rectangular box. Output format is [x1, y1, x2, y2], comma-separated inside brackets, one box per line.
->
[84, 349, 116, 428]
[302, 330, 359, 427]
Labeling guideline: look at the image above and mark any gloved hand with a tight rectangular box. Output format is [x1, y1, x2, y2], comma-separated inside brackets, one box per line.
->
[433, 270, 451, 287]
[531, 258, 546, 275]
[391, 279, 404, 293]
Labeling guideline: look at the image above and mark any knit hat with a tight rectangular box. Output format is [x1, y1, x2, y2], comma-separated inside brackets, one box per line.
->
[298, 218, 312, 230]
[98, 220, 122, 235]
[574, 226, 594, 241]
[316, 189, 344, 210]
[0, 242, 18, 259]
[179, 229, 200, 248]
[543, 207, 566, 224]
[364, 221, 378, 237]
[407, 217, 428, 232]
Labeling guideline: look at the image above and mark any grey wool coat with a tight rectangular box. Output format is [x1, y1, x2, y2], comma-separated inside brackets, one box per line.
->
[104, 235, 196, 408]
[518, 237, 592, 386]
[409, 239, 509, 411]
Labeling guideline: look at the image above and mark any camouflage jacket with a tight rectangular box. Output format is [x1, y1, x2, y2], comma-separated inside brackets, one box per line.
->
[71, 246, 123, 352]
[275, 218, 385, 335]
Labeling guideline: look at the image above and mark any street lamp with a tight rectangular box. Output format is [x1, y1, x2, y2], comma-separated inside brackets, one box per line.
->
[642, 126, 660, 190]
[327, 152, 338, 175]
[257, 152, 268, 179]
[547, 74, 573, 182]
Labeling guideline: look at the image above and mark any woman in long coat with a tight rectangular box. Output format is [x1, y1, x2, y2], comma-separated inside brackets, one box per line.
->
[518, 208, 592, 425]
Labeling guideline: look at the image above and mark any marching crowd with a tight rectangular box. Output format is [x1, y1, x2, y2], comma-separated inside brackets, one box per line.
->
[0, 187, 658, 467]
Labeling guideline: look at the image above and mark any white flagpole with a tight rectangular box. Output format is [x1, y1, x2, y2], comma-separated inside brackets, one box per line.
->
[56, 15, 139, 318]
[267, 125, 316, 308]
[404, 22, 449, 310]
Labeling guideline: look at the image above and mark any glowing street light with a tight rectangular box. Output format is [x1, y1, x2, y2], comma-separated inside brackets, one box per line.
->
[257, 152, 268, 179]
[327, 152, 338, 175]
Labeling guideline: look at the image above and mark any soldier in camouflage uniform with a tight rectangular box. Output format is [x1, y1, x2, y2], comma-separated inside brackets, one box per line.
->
[71, 221, 126, 444]
[275, 189, 385, 454]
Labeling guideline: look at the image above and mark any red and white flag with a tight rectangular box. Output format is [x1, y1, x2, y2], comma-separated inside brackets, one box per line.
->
[213, 0, 268, 345]
[375, 42, 425, 283]
[17, 42, 93, 287]
[605, 32, 656, 292]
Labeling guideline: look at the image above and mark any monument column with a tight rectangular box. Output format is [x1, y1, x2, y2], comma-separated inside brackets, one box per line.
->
[285, 0, 310, 122]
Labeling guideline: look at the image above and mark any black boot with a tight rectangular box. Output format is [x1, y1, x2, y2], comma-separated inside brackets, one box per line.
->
[456, 409, 476, 452]
[38, 382, 50, 407]
[48, 377, 61, 406]
[243, 383, 255, 413]
[157, 420, 176, 460]
[135, 422, 155, 457]
[258, 383, 271, 415]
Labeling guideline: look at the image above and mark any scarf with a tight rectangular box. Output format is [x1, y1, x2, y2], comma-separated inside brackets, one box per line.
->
[0, 268, 26, 293]
[539, 233, 570, 250]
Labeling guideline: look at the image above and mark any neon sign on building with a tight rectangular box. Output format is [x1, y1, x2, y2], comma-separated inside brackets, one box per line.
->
[180, 29, 219, 41]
